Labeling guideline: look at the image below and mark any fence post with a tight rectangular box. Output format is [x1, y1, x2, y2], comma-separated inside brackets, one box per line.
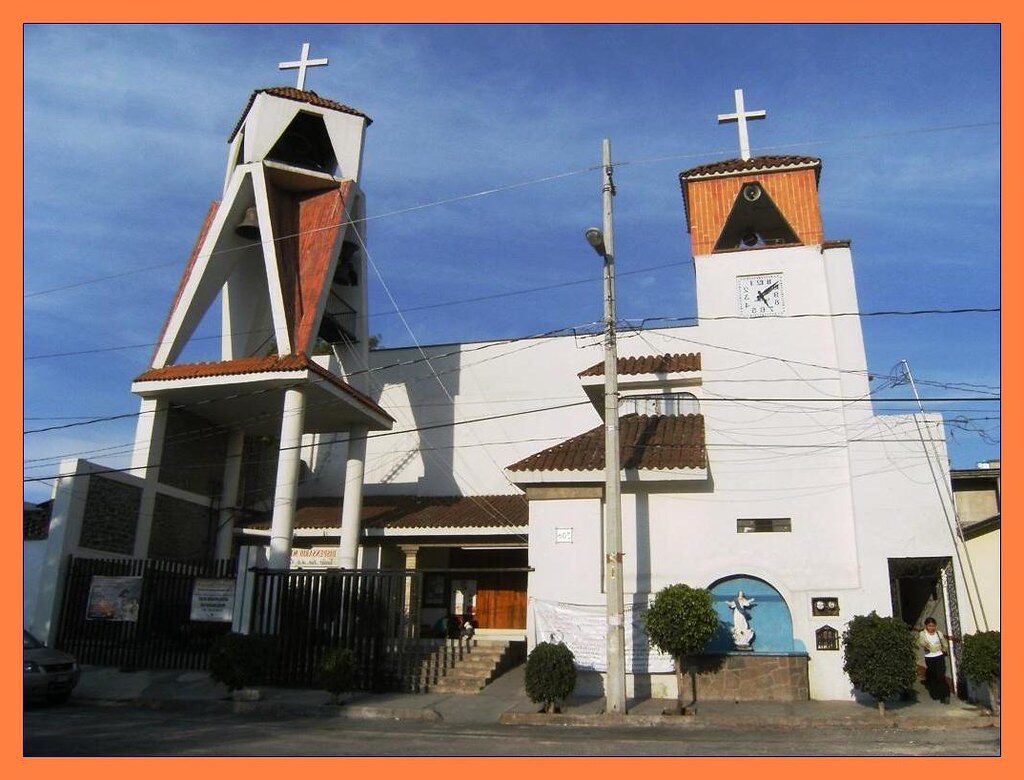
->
[232, 545, 265, 635]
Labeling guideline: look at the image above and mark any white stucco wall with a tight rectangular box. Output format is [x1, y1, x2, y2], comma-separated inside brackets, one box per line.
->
[23, 540, 48, 628]
[965, 528, 1000, 631]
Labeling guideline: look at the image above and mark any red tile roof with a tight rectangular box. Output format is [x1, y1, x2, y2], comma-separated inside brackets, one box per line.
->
[230, 87, 372, 140]
[135, 354, 393, 422]
[578, 353, 701, 378]
[679, 155, 821, 180]
[507, 414, 706, 473]
[242, 494, 528, 531]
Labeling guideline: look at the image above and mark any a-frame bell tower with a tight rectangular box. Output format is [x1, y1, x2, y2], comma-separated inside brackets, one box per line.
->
[130, 46, 393, 570]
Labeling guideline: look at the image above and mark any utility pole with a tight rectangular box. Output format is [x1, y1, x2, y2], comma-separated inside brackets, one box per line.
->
[586, 138, 627, 715]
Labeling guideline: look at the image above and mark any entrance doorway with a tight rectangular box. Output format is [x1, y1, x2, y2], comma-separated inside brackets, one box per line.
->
[888, 556, 963, 696]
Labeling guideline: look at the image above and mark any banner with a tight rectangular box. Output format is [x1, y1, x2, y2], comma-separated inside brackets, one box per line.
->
[530, 599, 674, 673]
[190, 579, 235, 622]
[86, 576, 142, 622]
[290, 546, 339, 569]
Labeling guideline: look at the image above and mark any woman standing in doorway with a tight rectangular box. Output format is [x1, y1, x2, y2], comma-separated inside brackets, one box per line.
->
[918, 617, 951, 704]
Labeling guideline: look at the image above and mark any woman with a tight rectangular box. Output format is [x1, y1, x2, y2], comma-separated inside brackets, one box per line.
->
[918, 617, 951, 704]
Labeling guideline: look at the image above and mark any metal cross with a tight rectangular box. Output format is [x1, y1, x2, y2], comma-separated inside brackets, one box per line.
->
[278, 43, 329, 91]
[717, 88, 767, 161]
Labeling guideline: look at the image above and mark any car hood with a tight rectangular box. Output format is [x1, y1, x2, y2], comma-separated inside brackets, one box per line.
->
[24, 646, 75, 665]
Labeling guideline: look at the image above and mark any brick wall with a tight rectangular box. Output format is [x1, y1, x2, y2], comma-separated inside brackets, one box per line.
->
[685, 168, 823, 255]
[159, 407, 228, 497]
[78, 476, 142, 555]
[147, 492, 213, 561]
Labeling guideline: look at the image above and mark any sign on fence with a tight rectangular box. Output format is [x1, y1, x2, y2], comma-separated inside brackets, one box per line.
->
[190, 579, 235, 622]
[290, 546, 340, 569]
[86, 576, 142, 622]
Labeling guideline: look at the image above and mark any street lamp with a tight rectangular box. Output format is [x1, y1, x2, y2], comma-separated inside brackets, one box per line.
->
[587, 139, 627, 716]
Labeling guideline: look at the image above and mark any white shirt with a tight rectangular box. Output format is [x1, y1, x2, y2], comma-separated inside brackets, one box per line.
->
[923, 630, 944, 658]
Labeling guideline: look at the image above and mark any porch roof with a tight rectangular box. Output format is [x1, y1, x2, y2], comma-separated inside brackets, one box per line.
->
[241, 494, 528, 532]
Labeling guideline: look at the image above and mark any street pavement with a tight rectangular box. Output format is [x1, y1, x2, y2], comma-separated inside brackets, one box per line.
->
[21, 663, 1001, 757]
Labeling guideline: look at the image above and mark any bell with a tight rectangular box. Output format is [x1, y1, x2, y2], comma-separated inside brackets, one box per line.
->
[235, 206, 260, 241]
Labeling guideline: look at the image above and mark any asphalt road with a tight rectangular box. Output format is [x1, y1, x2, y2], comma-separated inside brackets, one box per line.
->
[24, 702, 1000, 757]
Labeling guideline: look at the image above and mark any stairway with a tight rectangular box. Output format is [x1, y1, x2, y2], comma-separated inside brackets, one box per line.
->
[414, 638, 525, 694]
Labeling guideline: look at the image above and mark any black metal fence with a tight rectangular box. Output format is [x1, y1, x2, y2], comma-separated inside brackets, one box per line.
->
[56, 556, 236, 671]
[248, 569, 423, 690]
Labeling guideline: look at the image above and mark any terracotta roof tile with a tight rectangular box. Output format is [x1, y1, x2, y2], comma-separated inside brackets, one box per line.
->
[135, 354, 393, 422]
[242, 494, 528, 531]
[507, 414, 706, 472]
[679, 155, 821, 180]
[578, 353, 701, 377]
[230, 87, 372, 140]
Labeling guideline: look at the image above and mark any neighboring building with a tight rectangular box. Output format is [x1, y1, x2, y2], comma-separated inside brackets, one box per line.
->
[953, 461, 1000, 631]
[29, 76, 987, 702]
[24, 501, 52, 625]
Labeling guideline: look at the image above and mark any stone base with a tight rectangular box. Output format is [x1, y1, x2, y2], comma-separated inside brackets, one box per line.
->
[691, 653, 810, 701]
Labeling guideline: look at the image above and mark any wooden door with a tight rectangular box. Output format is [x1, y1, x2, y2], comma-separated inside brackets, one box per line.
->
[474, 572, 527, 629]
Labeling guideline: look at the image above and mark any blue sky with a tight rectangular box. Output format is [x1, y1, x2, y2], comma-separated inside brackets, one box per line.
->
[23, 24, 1000, 502]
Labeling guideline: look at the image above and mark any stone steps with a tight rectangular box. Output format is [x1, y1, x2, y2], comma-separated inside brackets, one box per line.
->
[425, 639, 525, 695]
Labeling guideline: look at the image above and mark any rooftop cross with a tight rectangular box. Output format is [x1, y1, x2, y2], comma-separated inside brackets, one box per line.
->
[717, 88, 767, 161]
[278, 43, 329, 91]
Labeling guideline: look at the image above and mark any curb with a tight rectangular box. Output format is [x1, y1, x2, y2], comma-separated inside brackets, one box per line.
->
[499, 711, 1000, 731]
[72, 696, 441, 722]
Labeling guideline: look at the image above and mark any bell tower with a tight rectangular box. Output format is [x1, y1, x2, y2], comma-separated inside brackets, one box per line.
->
[131, 45, 392, 572]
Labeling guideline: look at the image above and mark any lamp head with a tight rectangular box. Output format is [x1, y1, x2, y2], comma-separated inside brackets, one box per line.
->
[584, 227, 606, 256]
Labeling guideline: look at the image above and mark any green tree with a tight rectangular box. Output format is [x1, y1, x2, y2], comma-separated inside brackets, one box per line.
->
[842, 612, 917, 716]
[962, 630, 1000, 715]
[524, 642, 577, 713]
[642, 584, 720, 714]
[209, 633, 276, 692]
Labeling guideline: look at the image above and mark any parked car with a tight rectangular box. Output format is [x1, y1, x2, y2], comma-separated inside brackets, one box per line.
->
[23, 629, 79, 703]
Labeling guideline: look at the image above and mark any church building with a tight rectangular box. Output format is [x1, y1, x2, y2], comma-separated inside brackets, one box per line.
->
[30, 55, 982, 703]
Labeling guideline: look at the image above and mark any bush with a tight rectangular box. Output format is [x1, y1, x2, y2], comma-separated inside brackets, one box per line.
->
[319, 647, 358, 701]
[842, 612, 916, 715]
[524, 642, 576, 713]
[642, 584, 719, 714]
[209, 633, 276, 692]
[962, 630, 1000, 714]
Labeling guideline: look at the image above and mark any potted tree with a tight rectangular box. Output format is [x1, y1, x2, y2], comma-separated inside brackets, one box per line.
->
[961, 630, 1000, 715]
[642, 583, 719, 715]
[842, 612, 917, 716]
[209, 633, 275, 701]
[319, 647, 358, 705]
[524, 641, 576, 714]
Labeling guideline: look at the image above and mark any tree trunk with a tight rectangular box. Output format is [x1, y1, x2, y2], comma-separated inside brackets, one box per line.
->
[988, 680, 1000, 716]
[674, 656, 685, 715]
[877, 699, 886, 717]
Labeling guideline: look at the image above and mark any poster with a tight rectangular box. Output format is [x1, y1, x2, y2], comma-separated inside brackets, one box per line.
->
[86, 576, 142, 622]
[190, 579, 236, 622]
[530, 598, 675, 673]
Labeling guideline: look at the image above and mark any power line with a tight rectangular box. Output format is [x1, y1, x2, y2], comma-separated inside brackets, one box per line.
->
[23, 119, 998, 301]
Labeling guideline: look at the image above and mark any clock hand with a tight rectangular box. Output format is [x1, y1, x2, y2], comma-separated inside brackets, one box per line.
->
[760, 281, 780, 296]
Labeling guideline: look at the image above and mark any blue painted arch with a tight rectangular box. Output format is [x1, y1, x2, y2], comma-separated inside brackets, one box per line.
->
[705, 575, 802, 653]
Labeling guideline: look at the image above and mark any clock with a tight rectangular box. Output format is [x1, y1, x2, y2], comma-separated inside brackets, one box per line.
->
[737, 273, 785, 318]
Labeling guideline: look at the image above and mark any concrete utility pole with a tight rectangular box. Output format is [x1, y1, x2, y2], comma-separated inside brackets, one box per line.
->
[586, 138, 627, 714]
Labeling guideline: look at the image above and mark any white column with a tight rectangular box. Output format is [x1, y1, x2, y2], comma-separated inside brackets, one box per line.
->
[267, 387, 307, 570]
[31, 459, 90, 645]
[337, 425, 369, 569]
[131, 397, 170, 558]
[400, 544, 419, 617]
[215, 428, 246, 559]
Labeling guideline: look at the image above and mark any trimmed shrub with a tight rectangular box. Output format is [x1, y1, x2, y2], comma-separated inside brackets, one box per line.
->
[842, 612, 916, 715]
[642, 584, 720, 714]
[319, 647, 358, 702]
[962, 630, 1000, 714]
[209, 633, 276, 692]
[525, 642, 576, 713]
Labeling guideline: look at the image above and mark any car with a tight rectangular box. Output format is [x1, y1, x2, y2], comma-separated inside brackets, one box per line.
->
[23, 629, 79, 704]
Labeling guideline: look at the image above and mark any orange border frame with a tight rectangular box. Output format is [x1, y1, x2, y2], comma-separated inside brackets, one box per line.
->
[4, 3, 1015, 775]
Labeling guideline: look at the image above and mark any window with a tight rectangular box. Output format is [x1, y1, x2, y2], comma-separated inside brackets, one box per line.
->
[737, 518, 791, 533]
[620, 392, 700, 416]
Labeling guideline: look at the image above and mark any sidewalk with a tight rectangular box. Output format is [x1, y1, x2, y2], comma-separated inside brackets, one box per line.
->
[70, 664, 998, 731]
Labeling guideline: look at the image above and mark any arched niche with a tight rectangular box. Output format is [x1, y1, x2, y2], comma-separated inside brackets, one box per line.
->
[706, 574, 797, 653]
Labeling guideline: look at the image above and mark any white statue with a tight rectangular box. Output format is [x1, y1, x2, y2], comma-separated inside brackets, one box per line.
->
[727, 590, 756, 649]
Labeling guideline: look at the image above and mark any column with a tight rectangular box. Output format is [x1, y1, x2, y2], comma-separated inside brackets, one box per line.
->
[131, 397, 169, 558]
[214, 428, 246, 559]
[267, 387, 307, 570]
[400, 544, 420, 619]
[337, 425, 369, 569]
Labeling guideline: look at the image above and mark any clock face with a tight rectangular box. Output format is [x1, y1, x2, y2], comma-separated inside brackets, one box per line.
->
[737, 273, 785, 318]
